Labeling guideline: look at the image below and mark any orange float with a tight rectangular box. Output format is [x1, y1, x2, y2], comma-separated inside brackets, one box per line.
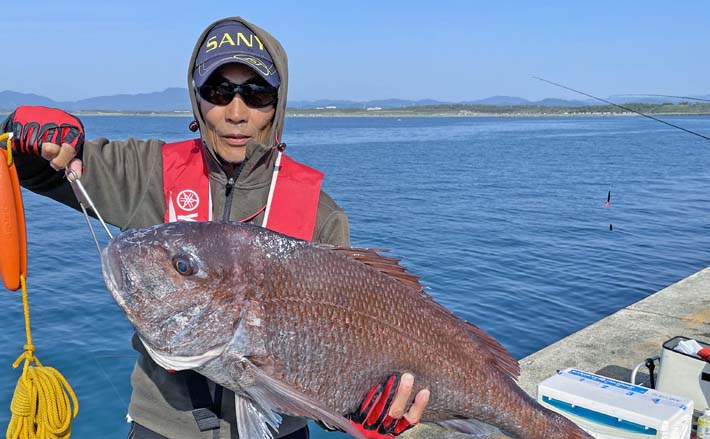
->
[8, 149, 27, 279]
[0, 139, 27, 291]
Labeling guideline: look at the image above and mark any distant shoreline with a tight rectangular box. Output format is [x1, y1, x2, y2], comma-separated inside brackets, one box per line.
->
[1, 104, 709, 119]
[2, 112, 710, 118]
[285, 110, 710, 118]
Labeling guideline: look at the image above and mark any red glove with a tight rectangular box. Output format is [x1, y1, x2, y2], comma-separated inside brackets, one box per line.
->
[348, 375, 416, 439]
[9, 106, 84, 156]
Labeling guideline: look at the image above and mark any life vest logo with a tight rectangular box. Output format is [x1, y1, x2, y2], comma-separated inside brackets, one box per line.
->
[176, 190, 199, 211]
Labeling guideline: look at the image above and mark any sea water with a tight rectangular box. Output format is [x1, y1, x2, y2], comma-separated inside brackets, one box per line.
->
[1, 115, 709, 438]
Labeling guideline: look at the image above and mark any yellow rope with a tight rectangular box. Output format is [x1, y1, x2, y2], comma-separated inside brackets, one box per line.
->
[0, 132, 12, 165]
[6, 276, 79, 439]
[1, 131, 78, 437]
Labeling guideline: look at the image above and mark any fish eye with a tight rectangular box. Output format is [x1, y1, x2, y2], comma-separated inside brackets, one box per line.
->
[172, 254, 195, 276]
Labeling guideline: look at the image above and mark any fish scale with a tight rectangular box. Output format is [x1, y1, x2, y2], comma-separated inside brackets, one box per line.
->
[261, 292, 507, 418]
[102, 221, 592, 439]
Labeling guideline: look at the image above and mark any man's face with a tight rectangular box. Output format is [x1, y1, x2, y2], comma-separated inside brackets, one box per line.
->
[198, 63, 276, 164]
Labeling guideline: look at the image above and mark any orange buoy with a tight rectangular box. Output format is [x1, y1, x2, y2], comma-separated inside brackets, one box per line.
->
[0, 147, 25, 291]
[8, 154, 27, 279]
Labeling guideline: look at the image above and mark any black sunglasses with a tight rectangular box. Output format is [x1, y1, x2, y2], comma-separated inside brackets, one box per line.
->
[198, 80, 278, 108]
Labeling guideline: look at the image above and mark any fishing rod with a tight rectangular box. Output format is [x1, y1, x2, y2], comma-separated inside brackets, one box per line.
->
[533, 76, 710, 142]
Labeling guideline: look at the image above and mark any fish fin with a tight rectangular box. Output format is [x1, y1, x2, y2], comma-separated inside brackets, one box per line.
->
[330, 247, 425, 290]
[462, 321, 520, 379]
[436, 419, 504, 437]
[332, 246, 521, 379]
[235, 393, 282, 439]
[240, 359, 367, 439]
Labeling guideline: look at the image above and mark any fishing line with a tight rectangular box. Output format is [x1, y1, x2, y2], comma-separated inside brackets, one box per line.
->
[92, 355, 133, 407]
[533, 77, 710, 142]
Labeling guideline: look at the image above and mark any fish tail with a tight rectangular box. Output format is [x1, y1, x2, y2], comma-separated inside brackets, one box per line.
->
[508, 397, 594, 439]
[534, 411, 594, 439]
[480, 386, 594, 439]
[438, 409, 592, 439]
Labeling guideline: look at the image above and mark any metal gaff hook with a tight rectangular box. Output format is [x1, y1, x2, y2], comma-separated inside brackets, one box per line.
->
[66, 169, 113, 255]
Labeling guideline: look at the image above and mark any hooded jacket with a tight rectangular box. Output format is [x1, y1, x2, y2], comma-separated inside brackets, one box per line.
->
[3, 16, 349, 438]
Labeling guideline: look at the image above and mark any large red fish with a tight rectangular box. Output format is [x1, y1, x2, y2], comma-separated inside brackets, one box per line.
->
[101, 221, 591, 439]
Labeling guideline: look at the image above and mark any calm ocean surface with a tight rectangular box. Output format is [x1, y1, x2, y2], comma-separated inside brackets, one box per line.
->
[1, 115, 709, 438]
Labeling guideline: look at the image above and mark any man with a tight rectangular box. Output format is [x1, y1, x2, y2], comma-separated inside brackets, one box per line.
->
[2, 17, 428, 439]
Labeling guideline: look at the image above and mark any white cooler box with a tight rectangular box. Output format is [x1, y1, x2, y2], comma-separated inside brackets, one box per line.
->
[656, 336, 710, 412]
[537, 368, 694, 439]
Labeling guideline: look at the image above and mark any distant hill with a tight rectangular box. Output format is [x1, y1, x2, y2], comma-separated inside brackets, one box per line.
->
[458, 96, 593, 106]
[64, 87, 190, 112]
[287, 98, 448, 109]
[534, 98, 591, 107]
[608, 94, 710, 104]
[0, 91, 60, 109]
[0, 88, 191, 113]
[463, 95, 531, 106]
[1, 88, 707, 112]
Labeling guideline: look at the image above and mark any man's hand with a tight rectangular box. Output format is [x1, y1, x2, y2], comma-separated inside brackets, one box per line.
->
[348, 373, 430, 438]
[9, 106, 84, 177]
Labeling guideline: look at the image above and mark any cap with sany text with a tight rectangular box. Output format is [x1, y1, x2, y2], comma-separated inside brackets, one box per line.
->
[193, 21, 280, 88]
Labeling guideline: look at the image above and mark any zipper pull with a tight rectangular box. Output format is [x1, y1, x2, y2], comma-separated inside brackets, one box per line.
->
[225, 177, 235, 196]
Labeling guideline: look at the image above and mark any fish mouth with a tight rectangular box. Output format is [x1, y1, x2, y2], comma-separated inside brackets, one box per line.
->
[138, 336, 229, 371]
[100, 240, 128, 307]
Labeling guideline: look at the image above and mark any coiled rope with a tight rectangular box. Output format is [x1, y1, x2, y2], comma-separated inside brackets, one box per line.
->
[7, 276, 79, 439]
[2, 133, 79, 439]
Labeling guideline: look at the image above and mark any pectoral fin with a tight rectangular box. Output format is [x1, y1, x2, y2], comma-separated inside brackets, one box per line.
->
[239, 358, 366, 439]
[235, 393, 282, 439]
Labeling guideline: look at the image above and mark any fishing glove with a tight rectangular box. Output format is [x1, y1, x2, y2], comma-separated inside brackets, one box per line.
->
[7, 106, 84, 156]
[347, 375, 416, 439]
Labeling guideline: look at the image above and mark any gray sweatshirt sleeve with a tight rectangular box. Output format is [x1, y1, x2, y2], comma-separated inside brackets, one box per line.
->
[313, 191, 350, 247]
[80, 137, 167, 230]
[7, 134, 167, 231]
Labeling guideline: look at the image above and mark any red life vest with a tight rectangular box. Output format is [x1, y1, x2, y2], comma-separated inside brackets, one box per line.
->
[162, 139, 323, 241]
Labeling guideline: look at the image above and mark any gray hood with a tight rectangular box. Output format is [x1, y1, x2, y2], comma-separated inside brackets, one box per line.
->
[187, 17, 288, 160]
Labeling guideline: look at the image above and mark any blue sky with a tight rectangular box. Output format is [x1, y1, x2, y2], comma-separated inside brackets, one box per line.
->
[2, 0, 708, 102]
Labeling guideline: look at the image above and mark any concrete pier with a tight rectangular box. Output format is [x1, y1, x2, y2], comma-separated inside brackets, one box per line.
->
[518, 266, 710, 394]
[406, 267, 710, 438]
